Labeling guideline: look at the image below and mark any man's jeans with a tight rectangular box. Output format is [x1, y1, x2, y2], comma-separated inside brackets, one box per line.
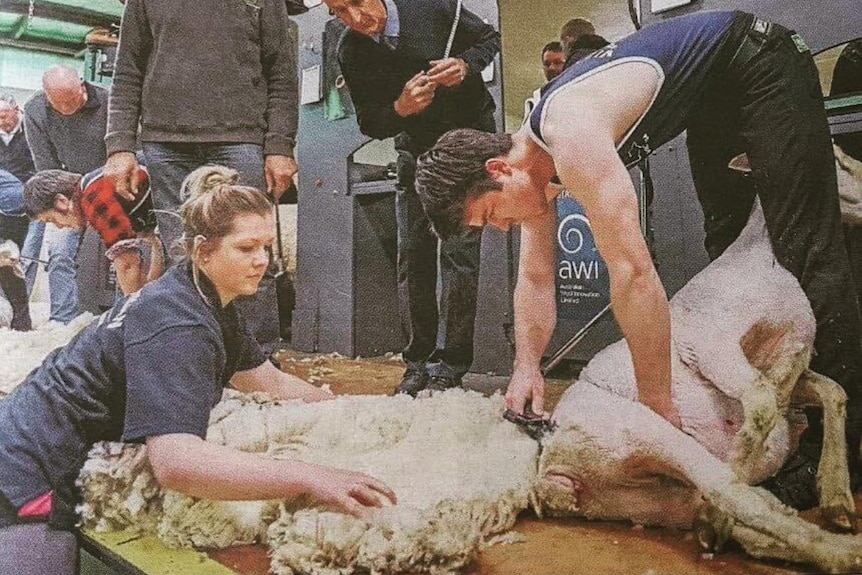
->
[142, 142, 281, 352]
[20, 221, 81, 324]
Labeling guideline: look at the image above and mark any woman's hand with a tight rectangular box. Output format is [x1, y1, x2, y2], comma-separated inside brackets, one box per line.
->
[231, 360, 333, 402]
[302, 464, 397, 519]
[281, 374, 333, 403]
[147, 434, 395, 516]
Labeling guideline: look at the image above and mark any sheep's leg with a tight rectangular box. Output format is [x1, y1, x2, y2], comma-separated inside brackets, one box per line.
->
[731, 348, 810, 482]
[792, 370, 855, 530]
[706, 483, 862, 573]
[675, 329, 780, 475]
[616, 411, 862, 571]
[674, 330, 760, 400]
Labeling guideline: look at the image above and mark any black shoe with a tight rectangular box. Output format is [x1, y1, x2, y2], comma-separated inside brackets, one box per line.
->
[395, 369, 427, 397]
[760, 452, 819, 511]
[424, 376, 462, 394]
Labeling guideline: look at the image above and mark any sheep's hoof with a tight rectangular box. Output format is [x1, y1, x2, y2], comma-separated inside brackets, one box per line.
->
[822, 502, 857, 532]
[695, 500, 734, 553]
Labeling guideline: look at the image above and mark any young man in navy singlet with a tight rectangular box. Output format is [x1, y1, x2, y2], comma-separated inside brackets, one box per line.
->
[414, 11, 861, 510]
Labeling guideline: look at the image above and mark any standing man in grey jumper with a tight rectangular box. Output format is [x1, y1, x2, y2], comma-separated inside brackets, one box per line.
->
[23, 66, 110, 323]
[104, 0, 298, 353]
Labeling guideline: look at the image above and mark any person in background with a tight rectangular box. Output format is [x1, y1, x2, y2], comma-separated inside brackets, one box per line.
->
[23, 66, 111, 324]
[0, 165, 395, 575]
[559, 17, 596, 60]
[324, 0, 501, 396]
[563, 33, 611, 69]
[0, 94, 40, 296]
[0, 95, 35, 184]
[24, 166, 164, 296]
[540, 41, 565, 82]
[0, 169, 31, 331]
[104, 0, 299, 354]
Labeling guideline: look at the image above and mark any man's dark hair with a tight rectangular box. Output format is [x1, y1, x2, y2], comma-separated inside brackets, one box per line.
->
[23, 169, 81, 218]
[560, 18, 595, 46]
[541, 41, 563, 59]
[415, 129, 513, 239]
[565, 34, 610, 66]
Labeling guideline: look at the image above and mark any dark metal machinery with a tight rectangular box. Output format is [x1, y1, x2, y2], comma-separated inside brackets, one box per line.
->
[291, 1, 511, 372]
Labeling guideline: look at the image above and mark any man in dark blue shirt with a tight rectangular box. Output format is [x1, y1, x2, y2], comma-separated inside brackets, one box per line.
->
[327, 0, 500, 395]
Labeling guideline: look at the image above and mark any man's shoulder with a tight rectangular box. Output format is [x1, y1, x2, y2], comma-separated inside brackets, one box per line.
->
[394, 0, 450, 14]
[88, 82, 109, 96]
[394, 0, 451, 25]
[337, 26, 362, 58]
[86, 82, 110, 104]
[22, 92, 47, 118]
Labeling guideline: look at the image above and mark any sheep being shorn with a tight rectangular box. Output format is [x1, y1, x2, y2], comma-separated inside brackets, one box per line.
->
[536, 200, 862, 573]
[78, 389, 539, 575]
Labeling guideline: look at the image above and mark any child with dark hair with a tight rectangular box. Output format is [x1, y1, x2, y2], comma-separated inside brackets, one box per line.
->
[24, 165, 164, 295]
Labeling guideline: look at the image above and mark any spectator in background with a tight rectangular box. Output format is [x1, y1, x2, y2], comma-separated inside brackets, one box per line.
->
[559, 17, 595, 58]
[325, 0, 501, 396]
[0, 94, 40, 294]
[0, 170, 32, 331]
[24, 167, 164, 296]
[540, 41, 565, 82]
[23, 66, 110, 324]
[524, 41, 567, 121]
[831, 40, 862, 161]
[564, 33, 611, 68]
[0, 95, 35, 183]
[104, 0, 299, 354]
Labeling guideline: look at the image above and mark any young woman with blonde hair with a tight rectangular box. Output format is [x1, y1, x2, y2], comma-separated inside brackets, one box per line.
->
[0, 165, 395, 574]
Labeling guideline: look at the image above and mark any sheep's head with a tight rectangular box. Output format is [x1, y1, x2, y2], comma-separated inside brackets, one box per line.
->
[532, 426, 586, 518]
[0, 240, 24, 278]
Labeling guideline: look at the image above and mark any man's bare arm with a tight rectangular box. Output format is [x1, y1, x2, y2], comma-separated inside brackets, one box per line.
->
[548, 130, 678, 426]
[506, 207, 557, 415]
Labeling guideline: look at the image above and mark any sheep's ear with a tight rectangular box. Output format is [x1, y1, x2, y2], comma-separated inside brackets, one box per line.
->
[12, 263, 24, 279]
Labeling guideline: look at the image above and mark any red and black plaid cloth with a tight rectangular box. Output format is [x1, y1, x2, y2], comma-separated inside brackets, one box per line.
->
[75, 167, 152, 248]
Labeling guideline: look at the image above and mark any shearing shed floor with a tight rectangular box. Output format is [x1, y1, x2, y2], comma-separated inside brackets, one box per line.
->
[195, 350, 859, 575]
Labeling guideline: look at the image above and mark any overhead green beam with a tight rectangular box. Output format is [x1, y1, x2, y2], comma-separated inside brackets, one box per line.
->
[0, 0, 120, 29]
[10, 14, 27, 39]
[50, 0, 123, 18]
[0, 37, 80, 56]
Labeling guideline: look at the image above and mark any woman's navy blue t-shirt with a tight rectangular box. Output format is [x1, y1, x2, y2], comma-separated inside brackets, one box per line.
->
[0, 263, 266, 524]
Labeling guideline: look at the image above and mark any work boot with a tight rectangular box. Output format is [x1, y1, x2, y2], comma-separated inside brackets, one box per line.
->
[760, 451, 819, 511]
[424, 376, 462, 394]
[394, 368, 427, 397]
